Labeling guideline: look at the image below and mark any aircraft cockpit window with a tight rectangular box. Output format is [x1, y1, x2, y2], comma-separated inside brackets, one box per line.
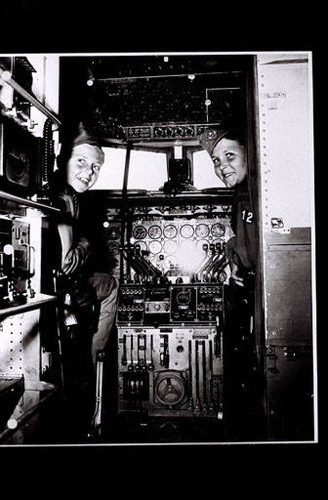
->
[193, 149, 226, 189]
[90, 147, 167, 191]
[127, 150, 167, 191]
[90, 146, 126, 190]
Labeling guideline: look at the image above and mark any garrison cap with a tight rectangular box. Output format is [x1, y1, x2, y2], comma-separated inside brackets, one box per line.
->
[73, 126, 103, 150]
[198, 128, 230, 156]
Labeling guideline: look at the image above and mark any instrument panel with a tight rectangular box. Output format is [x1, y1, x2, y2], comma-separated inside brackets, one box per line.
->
[130, 216, 233, 279]
[118, 325, 224, 419]
[102, 197, 232, 421]
[117, 283, 224, 325]
[102, 200, 234, 284]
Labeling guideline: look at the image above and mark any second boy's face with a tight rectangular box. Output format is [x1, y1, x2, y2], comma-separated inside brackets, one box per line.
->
[211, 138, 247, 188]
[67, 144, 104, 193]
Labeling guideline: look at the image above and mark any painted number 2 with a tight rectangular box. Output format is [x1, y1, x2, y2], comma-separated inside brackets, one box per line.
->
[242, 210, 253, 224]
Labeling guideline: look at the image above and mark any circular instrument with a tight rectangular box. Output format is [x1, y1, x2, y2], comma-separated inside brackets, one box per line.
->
[195, 223, 210, 238]
[148, 225, 162, 239]
[212, 222, 226, 237]
[163, 224, 178, 239]
[180, 224, 194, 238]
[163, 239, 178, 254]
[133, 225, 147, 239]
[148, 240, 162, 254]
[176, 289, 191, 306]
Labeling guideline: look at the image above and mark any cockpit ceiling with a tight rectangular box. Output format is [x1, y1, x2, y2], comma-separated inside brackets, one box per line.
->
[59, 54, 252, 144]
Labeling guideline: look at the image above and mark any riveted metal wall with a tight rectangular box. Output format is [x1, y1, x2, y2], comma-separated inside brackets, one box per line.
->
[256, 53, 316, 441]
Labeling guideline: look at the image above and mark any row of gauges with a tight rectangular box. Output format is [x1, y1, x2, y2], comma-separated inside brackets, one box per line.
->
[133, 238, 225, 255]
[133, 222, 226, 240]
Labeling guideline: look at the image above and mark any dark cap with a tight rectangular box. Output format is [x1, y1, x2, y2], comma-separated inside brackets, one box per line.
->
[73, 125, 103, 150]
[56, 123, 104, 172]
[198, 128, 230, 156]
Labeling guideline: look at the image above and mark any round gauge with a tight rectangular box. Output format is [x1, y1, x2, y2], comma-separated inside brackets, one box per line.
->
[163, 224, 178, 239]
[164, 240, 178, 254]
[148, 225, 162, 239]
[212, 222, 226, 237]
[180, 224, 194, 238]
[195, 223, 210, 238]
[107, 225, 121, 240]
[176, 290, 191, 305]
[107, 241, 120, 256]
[134, 241, 148, 252]
[133, 225, 147, 239]
[148, 240, 162, 254]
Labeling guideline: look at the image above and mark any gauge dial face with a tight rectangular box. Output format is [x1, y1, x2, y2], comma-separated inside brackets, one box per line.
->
[148, 225, 162, 239]
[212, 222, 226, 237]
[148, 240, 162, 254]
[180, 224, 194, 238]
[195, 223, 210, 238]
[164, 240, 178, 254]
[176, 290, 191, 305]
[133, 225, 147, 239]
[163, 224, 178, 239]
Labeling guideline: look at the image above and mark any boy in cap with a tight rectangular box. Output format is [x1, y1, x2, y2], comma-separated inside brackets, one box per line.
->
[50, 124, 119, 416]
[199, 125, 263, 438]
[199, 126, 257, 286]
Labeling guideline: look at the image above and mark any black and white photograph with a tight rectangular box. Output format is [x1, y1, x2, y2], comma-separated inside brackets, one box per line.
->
[0, 51, 317, 452]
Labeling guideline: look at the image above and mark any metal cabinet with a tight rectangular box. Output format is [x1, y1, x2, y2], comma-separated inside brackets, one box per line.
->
[264, 228, 314, 440]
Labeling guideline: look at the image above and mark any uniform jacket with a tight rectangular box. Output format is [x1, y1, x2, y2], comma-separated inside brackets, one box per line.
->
[226, 178, 258, 274]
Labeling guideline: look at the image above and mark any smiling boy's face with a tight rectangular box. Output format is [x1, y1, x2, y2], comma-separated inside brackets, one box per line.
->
[67, 143, 104, 193]
[211, 138, 247, 188]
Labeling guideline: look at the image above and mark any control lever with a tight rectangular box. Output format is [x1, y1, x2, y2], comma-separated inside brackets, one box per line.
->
[122, 333, 127, 365]
[201, 340, 208, 409]
[208, 339, 214, 409]
[188, 339, 193, 410]
[214, 316, 222, 357]
[136, 247, 163, 279]
[209, 254, 229, 276]
[121, 245, 149, 276]
[88, 350, 105, 439]
[121, 244, 163, 279]
[194, 340, 200, 410]
[159, 334, 169, 368]
[148, 334, 154, 370]
[197, 244, 224, 280]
